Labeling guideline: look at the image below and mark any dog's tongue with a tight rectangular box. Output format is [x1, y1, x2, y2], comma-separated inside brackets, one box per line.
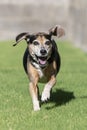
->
[39, 59, 46, 65]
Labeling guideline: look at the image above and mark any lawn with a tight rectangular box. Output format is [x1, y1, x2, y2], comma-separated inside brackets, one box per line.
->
[0, 40, 87, 130]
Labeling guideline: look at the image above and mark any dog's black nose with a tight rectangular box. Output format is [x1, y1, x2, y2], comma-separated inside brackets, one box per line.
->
[40, 49, 47, 55]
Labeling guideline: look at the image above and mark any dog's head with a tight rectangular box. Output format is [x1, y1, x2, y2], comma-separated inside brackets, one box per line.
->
[13, 25, 65, 67]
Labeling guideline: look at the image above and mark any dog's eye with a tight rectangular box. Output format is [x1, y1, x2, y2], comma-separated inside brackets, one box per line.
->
[33, 41, 39, 45]
[45, 41, 51, 45]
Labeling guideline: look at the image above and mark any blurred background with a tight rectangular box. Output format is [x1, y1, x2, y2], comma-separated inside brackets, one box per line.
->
[0, 0, 87, 51]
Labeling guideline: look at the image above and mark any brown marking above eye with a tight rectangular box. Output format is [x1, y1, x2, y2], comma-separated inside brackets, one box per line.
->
[33, 41, 39, 45]
[45, 40, 51, 45]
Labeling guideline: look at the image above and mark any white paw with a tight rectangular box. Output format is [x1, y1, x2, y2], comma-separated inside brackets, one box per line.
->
[33, 101, 40, 111]
[34, 106, 40, 111]
[41, 90, 50, 102]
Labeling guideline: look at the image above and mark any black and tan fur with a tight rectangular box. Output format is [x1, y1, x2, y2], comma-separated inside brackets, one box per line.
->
[13, 25, 65, 111]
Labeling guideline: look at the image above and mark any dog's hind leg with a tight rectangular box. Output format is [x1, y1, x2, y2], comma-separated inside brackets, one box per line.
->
[41, 75, 56, 102]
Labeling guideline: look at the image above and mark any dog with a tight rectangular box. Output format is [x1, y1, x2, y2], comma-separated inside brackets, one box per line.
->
[13, 25, 65, 111]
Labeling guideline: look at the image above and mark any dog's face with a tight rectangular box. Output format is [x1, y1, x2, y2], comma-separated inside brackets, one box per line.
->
[27, 33, 52, 67]
[13, 25, 65, 67]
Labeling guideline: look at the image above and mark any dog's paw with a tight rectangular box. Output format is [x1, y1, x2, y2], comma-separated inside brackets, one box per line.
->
[34, 106, 40, 111]
[41, 90, 50, 102]
[33, 101, 40, 111]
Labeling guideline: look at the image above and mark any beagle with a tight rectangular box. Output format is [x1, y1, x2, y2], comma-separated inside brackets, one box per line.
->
[13, 25, 65, 111]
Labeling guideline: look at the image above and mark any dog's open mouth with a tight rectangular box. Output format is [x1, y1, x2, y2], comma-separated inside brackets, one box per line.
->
[36, 55, 47, 66]
[38, 57, 47, 65]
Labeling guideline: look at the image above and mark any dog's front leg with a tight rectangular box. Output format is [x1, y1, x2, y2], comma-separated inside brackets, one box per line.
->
[41, 75, 56, 102]
[29, 81, 40, 111]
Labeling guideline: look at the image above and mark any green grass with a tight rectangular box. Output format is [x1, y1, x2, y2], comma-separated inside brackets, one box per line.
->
[0, 40, 87, 130]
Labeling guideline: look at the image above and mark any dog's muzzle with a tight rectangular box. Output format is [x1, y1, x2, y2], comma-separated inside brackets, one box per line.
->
[37, 49, 47, 66]
[31, 48, 51, 68]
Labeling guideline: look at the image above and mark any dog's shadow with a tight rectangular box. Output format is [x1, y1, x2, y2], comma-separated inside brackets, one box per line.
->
[45, 89, 75, 110]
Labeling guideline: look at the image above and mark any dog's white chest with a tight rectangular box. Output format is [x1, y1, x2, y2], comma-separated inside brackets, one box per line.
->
[33, 62, 44, 78]
[37, 68, 44, 78]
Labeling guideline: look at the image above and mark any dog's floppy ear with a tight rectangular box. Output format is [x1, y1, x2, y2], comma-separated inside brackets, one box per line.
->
[49, 25, 65, 38]
[13, 32, 30, 46]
